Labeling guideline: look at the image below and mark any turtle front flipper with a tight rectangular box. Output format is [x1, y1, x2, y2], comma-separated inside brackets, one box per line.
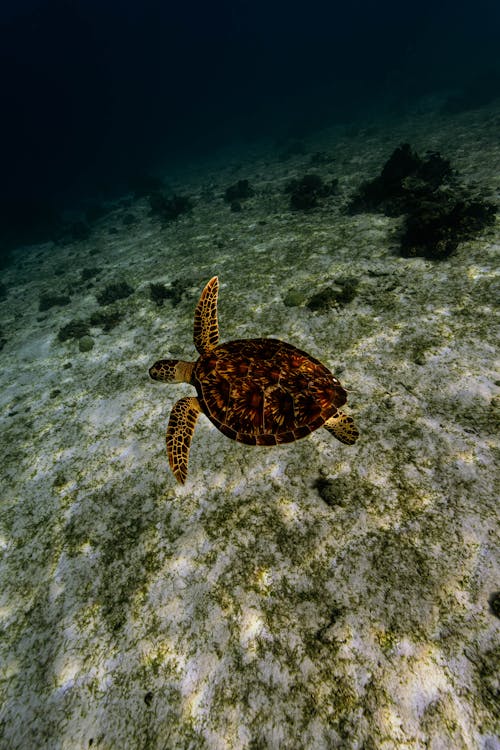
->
[323, 411, 359, 445]
[167, 396, 202, 483]
[194, 276, 219, 355]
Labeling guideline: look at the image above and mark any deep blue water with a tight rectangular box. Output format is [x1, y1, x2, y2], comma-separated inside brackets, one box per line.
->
[0, 0, 499, 254]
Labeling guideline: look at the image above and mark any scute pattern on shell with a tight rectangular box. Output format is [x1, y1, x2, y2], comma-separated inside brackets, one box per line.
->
[194, 338, 347, 445]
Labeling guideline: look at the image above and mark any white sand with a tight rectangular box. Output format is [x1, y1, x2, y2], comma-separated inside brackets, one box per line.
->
[0, 103, 499, 749]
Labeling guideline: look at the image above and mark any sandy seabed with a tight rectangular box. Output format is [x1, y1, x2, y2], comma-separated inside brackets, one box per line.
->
[1, 102, 499, 749]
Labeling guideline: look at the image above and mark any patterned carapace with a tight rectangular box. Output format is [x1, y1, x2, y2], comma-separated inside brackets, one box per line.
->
[194, 338, 347, 445]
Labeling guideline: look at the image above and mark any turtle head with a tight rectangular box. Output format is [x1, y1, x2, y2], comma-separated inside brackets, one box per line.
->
[149, 359, 194, 384]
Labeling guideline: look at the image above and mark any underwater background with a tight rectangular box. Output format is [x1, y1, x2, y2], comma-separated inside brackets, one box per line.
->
[0, 1, 499, 748]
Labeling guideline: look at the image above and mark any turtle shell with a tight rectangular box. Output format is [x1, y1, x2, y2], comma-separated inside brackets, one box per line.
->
[193, 338, 347, 446]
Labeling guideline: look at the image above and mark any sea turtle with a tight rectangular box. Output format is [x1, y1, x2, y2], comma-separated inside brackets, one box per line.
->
[149, 276, 358, 483]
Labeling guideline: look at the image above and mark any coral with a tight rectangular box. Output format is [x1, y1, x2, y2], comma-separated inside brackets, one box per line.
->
[285, 174, 338, 210]
[348, 144, 496, 258]
[168, 278, 191, 305]
[148, 192, 192, 223]
[400, 195, 497, 260]
[81, 267, 102, 282]
[224, 179, 254, 204]
[489, 592, 500, 619]
[149, 283, 170, 306]
[306, 278, 359, 311]
[57, 320, 90, 342]
[89, 309, 123, 331]
[39, 292, 71, 312]
[150, 279, 189, 307]
[347, 144, 453, 216]
[96, 282, 134, 306]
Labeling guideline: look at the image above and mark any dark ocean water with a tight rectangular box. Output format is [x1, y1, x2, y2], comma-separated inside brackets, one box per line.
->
[0, 0, 499, 255]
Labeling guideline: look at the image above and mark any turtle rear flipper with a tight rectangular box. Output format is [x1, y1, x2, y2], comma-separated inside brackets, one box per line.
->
[167, 396, 202, 483]
[324, 411, 359, 445]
